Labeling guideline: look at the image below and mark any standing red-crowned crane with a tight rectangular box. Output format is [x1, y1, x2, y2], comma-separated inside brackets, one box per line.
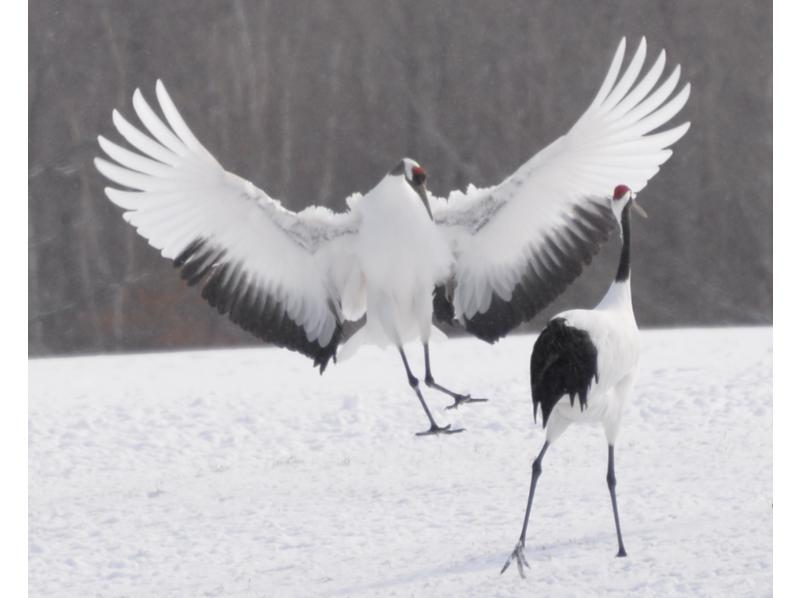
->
[95, 37, 689, 436]
[501, 184, 642, 577]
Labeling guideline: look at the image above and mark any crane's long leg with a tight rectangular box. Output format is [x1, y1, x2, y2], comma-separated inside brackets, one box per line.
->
[607, 445, 627, 557]
[422, 343, 489, 410]
[501, 441, 549, 578]
[398, 347, 464, 436]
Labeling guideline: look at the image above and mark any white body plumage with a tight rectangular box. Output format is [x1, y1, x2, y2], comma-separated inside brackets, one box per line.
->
[345, 169, 453, 353]
[547, 279, 640, 444]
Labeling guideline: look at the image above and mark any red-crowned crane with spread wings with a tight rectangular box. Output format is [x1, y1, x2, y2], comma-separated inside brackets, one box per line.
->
[96, 37, 690, 435]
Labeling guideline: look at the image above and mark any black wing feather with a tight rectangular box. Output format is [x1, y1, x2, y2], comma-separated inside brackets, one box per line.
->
[173, 237, 341, 372]
[462, 201, 616, 342]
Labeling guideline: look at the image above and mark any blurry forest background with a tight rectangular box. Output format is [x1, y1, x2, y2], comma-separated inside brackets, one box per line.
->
[29, 0, 772, 357]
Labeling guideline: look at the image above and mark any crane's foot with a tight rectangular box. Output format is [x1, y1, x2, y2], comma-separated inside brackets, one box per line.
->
[445, 394, 489, 410]
[616, 547, 627, 558]
[500, 539, 530, 578]
[415, 423, 465, 436]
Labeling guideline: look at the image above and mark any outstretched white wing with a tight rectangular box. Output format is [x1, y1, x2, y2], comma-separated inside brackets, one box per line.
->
[431, 37, 690, 341]
[95, 81, 360, 371]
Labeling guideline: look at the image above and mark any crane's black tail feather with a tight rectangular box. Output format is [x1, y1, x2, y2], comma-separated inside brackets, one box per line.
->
[530, 317, 598, 427]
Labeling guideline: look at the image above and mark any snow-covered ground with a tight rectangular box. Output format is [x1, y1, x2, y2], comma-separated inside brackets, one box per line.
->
[29, 328, 772, 597]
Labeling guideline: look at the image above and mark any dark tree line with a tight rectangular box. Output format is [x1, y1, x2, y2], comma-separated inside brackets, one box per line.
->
[29, 0, 772, 356]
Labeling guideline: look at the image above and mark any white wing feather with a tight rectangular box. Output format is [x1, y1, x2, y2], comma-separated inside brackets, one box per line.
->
[432, 37, 690, 334]
[95, 81, 359, 366]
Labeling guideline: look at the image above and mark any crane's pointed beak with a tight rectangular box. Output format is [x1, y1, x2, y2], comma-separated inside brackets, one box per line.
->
[632, 198, 648, 219]
[417, 184, 433, 220]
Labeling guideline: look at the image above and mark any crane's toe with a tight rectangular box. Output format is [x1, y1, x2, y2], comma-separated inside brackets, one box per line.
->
[444, 394, 490, 410]
[500, 540, 530, 578]
[414, 423, 465, 436]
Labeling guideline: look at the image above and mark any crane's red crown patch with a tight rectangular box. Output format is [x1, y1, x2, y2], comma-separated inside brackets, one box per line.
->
[613, 185, 631, 200]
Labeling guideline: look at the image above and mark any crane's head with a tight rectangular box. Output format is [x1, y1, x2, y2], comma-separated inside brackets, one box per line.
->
[613, 184, 632, 203]
[392, 158, 432, 219]
[611, 184, 647, 220]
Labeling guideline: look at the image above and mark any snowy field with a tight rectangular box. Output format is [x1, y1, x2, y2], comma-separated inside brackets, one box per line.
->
[29, 327, 772, 597]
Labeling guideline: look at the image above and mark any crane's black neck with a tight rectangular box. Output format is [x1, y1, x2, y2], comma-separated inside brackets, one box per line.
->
[615, 203, 631, 282]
